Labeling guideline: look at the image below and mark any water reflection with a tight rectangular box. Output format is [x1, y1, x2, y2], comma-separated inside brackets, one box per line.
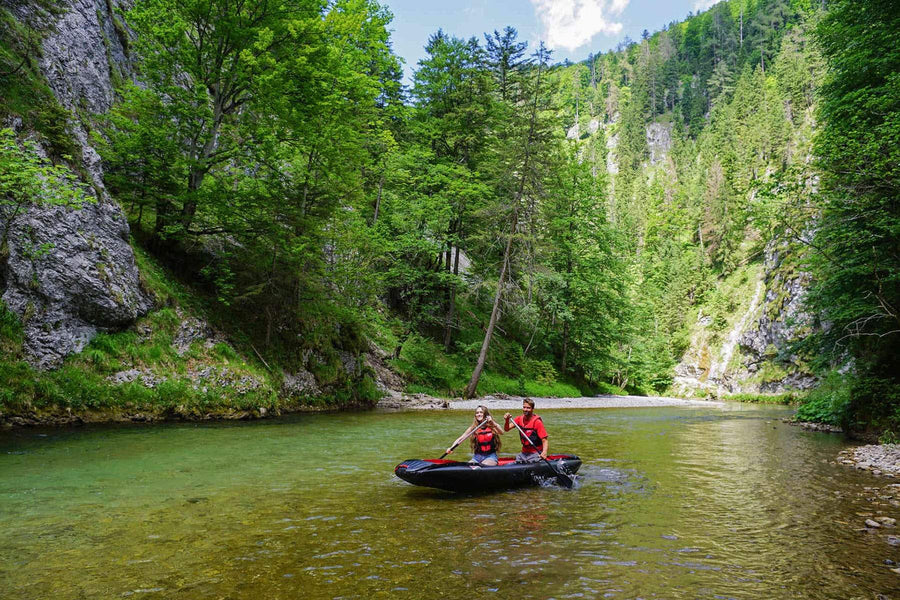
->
[0, 406, 898, 599]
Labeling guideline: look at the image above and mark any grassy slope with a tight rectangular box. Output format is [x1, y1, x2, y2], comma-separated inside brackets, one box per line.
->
[1, 236, 609, 427]
[0, 244, 378, 426]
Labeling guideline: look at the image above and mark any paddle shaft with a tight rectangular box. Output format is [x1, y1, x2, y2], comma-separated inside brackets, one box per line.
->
[440, 419, 493, 459]
[508, 417, 574, 488]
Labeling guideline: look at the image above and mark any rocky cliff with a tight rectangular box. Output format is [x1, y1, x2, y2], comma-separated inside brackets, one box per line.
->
[672, 237, 818, 397]
[2, 0, 151, 368]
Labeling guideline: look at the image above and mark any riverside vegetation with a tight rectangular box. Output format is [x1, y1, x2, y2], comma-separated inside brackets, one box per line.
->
[0, 0, 897, 438]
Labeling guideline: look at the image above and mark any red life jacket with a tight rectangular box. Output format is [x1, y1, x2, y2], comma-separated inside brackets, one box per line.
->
[474, 427, 498, 455]
[517, 416, 544, 453]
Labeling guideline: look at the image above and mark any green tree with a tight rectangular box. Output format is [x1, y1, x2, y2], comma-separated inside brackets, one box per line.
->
[806, 0, 900, 429]
[404, 30, 494, 348]
[1, 129, 88, 249]
[464, 43, 557, 398]
[123, 0, 324, 239]
[542, 144, 623, 378]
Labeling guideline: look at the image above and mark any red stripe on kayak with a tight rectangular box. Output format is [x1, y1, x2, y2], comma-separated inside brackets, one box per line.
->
[422, 455, 573, 465]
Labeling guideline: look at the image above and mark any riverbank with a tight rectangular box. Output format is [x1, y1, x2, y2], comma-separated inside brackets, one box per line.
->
[0, 398, 382, 428]
[377, 392, 725, 411]
[0, 391, 723, 428]
[836, 444, 900, 478]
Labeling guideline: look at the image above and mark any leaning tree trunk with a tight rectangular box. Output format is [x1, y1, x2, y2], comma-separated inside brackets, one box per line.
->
[464, 209, 517, 399]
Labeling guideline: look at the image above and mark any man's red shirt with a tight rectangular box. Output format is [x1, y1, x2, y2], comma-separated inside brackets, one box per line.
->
[514, 414, 547, 453]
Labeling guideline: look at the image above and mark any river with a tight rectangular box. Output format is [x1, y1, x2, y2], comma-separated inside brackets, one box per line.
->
[1, 404, 898, 599]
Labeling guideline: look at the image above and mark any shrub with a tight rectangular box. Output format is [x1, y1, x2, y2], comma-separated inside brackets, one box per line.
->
[795, 371, 851, 426]
[395, 334, 459, 394]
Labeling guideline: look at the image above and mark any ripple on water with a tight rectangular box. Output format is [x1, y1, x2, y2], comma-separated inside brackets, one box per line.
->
[121, 588, 165, 596]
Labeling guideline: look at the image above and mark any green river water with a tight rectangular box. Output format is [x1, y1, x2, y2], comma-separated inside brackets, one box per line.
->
[1, 404, 899, 599]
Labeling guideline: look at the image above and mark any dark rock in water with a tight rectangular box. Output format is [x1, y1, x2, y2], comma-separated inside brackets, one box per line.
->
[795, 421, 844, 434]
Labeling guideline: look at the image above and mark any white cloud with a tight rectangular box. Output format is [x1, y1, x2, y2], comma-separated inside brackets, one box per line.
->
[531, 0, 629, 52]
[692, 0, 722, 12]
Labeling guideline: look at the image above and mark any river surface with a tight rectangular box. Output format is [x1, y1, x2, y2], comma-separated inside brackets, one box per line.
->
[1, 404, 899, 599]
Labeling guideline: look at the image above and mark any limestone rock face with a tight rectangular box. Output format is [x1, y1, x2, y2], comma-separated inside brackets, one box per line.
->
[606, 132, 619, 175]
[646, 122, 672, 165]
[1, 0, 151, 369]
[38, 0, 131, 116]
[671, 237, 818, 397]
[736, 239, 818, 392]
[1, 200, 152, 368]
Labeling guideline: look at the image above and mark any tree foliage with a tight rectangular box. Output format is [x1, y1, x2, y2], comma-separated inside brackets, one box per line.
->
[85, 0, 900, 416]
[804, 0, 900, 430]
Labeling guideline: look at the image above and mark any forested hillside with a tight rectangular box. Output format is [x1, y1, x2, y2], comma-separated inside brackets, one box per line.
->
[549, 0, 824, 396]
[1, 0, 897, 435]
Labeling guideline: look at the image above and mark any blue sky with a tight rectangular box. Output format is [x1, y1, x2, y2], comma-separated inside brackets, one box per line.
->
[381, 0, 721, 84]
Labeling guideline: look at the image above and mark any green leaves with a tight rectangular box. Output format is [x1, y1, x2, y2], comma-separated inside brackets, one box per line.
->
[0, 128, 88, 220]
[795, 0, 900, 431]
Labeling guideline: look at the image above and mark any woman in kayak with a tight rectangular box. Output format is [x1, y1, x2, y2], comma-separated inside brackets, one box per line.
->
[446, 405, 504, 466]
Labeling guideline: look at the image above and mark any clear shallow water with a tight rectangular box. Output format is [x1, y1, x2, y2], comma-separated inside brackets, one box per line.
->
[1, 405, 898, 599]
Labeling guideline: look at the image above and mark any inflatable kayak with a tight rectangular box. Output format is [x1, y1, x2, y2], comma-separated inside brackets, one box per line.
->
[394, 455, 581, 492]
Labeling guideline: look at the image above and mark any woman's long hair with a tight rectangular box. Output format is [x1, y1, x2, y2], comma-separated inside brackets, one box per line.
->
[469, 405, 502, 453]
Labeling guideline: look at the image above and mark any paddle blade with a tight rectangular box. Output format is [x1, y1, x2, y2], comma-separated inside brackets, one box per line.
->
[555, 470, 574, 488]
[545, 459, 574, 488]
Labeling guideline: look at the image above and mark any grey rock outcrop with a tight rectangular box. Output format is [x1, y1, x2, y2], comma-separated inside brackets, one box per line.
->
[1, 199, 152, 368]
[737, 238, 817, 392]
[671, 236, 818, 397]
[606, 132, 619, 175]
[646, 122, 672, 165]
[172, 311, 225, 355]
[1, 0, 151, 368]
[281, 369, 321, 399]
[38, 0, 131, 116]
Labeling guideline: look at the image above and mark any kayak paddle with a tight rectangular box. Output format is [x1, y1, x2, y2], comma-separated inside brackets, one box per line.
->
[509, 418, 574, 489]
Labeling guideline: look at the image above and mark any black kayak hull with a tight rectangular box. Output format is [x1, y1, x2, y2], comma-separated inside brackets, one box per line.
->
[394, 455, 581, 492]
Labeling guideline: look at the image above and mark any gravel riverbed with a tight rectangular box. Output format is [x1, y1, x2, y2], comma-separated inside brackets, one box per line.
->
[377, 392, 724, 411]
[837, 444, 900, 478]
[450, 394, 725, 410]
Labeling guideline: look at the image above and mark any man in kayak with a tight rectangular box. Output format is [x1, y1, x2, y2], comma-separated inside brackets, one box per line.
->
[504, 398, 548, 463]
